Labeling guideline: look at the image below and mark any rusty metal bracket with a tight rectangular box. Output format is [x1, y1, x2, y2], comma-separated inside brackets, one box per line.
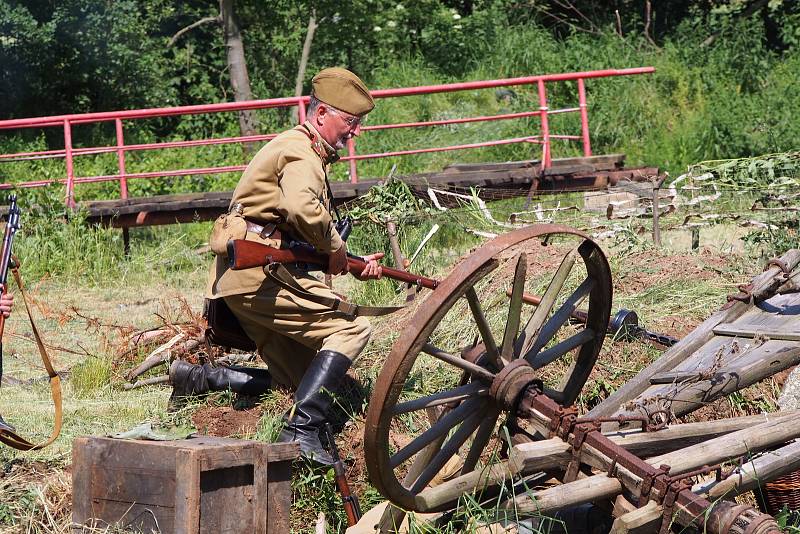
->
[547, 404, 578, 439]
[639, 464, 671, 507]
[564, 422, 597, 482]
[725, 282, 755, 307]
[765, 258, 791, 275]
[658, 478, 689, 534]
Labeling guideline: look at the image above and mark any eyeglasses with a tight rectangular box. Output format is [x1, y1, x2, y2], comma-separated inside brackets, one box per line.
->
[328, 107, 364, 128]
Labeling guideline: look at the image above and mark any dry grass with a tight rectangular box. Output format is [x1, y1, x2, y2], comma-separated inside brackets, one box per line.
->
[0, 227, 776, 533]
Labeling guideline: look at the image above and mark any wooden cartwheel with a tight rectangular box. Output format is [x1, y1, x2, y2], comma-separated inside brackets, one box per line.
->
[363, 224, 785, 533]
[364, 224, 613, 512]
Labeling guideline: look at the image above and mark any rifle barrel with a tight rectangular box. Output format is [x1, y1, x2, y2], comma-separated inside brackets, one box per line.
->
[347, 256, 438, 290]
[227, 239, 439, 290]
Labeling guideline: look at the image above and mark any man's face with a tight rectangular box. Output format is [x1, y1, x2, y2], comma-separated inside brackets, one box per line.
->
[316, 105, 364, 150]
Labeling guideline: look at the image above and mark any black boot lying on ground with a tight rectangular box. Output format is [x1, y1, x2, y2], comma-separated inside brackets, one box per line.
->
[277, 350, 352, 466]
[167, 360, 272, 412]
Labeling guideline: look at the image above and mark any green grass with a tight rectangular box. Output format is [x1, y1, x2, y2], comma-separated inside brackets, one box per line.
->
[0, 175, 795, 532]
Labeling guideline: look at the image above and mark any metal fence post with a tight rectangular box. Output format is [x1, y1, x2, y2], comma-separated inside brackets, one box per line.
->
[115, 119, 129, 200]
[537, 79, 551, 169]
[347, 137, 358, 183]
[652, 174, 666, 247]
[63, 119, 76, 208]
[115, 118, 131, 254]
[577, 78, 592, 157]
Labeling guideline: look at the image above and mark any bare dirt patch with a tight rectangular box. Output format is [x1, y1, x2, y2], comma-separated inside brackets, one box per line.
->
[192, 405, 262, 437]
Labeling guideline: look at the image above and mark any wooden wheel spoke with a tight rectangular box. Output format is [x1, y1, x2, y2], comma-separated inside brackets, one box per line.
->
[460, 406, 501, 475]
[527, 328, 596, 369]
[390, 398, 483, 469]
[465, 287, 500, 364]
[422, 343, 495, 382]
[521, 277, 595, 361]
[514, 247, 579, 358]
[392, 382, 489, 415]
[409, 408, 486, 493]
[500, 252, 527, 363]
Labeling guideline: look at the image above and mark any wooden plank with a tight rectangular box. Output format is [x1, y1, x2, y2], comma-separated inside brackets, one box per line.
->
[253, 445, 268, 534]
[695, 439, 800, 500]
[506, 410, 800, 516]
[263, 441, 299, 463]
[609, 501, 661, 534]
[713, 325, 800, 341]
[542, 164, 596, 176]
[199, 463, 255, 534]
[199, 444, 256, 470]
[443, 159, 538, 173]
[602, 412, 785, 458]
[90, 465, 175, 506]
[266, 453, 293, 534]
[631, 340, 800, 418]
[416, 438, 570, 510]
[176, 448, 201, 534]
[83, 500, 175, 533]
[71, 437, 92, 529]
[589, 249, 800, 418]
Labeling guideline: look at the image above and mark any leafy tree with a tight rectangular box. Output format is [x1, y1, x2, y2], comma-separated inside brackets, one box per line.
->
[0, 0, 175, 120]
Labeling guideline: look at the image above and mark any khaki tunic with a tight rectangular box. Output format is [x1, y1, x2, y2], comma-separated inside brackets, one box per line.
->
[206, 122, 370, 388]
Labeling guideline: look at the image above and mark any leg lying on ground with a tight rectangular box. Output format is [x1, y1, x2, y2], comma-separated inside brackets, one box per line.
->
[167, 360, 272, 412]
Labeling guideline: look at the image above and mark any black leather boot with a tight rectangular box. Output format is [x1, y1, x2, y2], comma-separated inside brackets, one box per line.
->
[277, 350, 351, 465]
[167, 360, 272, 412]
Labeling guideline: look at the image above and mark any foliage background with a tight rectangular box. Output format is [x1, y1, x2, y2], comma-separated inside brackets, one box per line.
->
[0, 0, 798, 185]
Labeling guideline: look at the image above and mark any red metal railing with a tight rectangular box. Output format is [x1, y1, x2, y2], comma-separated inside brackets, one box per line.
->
[0, 67, 654, 207]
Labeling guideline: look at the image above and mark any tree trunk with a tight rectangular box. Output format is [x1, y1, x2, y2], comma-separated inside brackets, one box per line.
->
[292, 9, 317, 124]
[220, 0, 258, 154]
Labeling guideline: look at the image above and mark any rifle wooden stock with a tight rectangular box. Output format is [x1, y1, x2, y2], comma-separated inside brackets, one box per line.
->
[325, 423, 361, 527]
[227, 239, 439, 290]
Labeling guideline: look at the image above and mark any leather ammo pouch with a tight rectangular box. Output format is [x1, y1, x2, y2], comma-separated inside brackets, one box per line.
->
[209, 212, 247, 257]
[203, 298, 257, 352]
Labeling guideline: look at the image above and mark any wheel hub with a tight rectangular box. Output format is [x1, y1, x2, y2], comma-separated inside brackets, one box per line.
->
[489, 359, 541, 411]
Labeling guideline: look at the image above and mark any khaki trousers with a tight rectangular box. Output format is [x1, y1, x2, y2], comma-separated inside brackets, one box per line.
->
[224, 267, 371, 389]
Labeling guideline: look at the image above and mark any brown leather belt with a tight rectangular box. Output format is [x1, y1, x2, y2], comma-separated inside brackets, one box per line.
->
[245, 220, 282, 241]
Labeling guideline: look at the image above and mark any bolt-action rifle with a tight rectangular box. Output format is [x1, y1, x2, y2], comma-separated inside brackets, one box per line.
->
[324, 423, 361, 527]
[0, 195, 20, 432]
[227, 239, 439, 290]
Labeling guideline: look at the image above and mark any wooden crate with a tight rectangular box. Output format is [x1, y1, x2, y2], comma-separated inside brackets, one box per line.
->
[72, 435, 299, 534]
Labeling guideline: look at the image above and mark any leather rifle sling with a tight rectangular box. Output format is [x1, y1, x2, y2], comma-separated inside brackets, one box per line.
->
[266, 264, 404, 317]
[0, 265, 62, 450]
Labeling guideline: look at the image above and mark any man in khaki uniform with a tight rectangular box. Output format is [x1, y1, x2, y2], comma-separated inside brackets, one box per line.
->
[190, 67, 381, 465]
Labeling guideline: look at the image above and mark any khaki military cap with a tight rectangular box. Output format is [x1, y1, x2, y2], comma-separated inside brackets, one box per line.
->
[312, 67, 375, 116]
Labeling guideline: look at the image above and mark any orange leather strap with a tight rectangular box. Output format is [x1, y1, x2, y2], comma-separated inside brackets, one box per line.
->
[0, 264, 62, 450]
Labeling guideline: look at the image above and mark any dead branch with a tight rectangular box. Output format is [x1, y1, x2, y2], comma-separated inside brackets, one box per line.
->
[615, 10, 623, 37]
[168, 16, 220, 47]
[129, 328, 171, 347]
[123, 375, 170, 391]
[7, 332, 85, 355]
[643, 0, 659, 48]
[125, 332, 186, 381]
[526, 2, 604, 36]
[552, 0, 601, 34]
